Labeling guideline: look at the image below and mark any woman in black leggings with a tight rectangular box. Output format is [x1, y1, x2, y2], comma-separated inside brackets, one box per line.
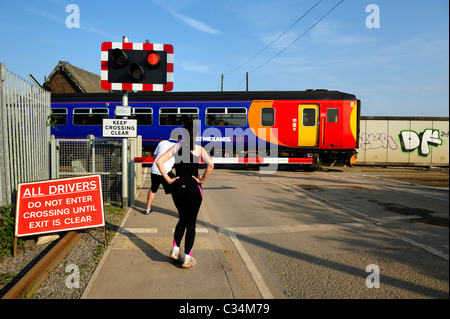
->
[156, 124, 214, 268]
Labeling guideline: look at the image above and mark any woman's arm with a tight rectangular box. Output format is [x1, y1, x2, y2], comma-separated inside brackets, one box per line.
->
[192, 146, 214, 185]
[155, 144, 180, 184]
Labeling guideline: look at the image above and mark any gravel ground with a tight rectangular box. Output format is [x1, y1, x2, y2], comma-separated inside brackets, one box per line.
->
[0, 204, 127, 299]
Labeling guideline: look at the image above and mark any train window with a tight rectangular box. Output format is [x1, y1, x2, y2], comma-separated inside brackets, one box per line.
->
[50, 108, 67, 125]
[206, 108, 247, 126]
[159, 108, 199, 126]
[160, 108, 178, 114]
[73, 108, 108, 125]
[302, 108, 316, 127]
[261, 108, 275, 127]
[91, 108, 107, 114]
[123, 108, 153, 125]
[179, 108, 198, 114]
[327, 108, 338, 123]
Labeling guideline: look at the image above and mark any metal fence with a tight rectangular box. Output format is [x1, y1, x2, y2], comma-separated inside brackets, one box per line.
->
[50, 135, 142, 206]
[0, 63, 51, 205]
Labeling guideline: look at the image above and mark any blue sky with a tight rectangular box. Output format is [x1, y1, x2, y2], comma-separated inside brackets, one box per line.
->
[0, 0, 448, 116]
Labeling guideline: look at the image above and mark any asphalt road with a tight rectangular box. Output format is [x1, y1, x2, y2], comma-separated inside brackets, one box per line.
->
[200, 165, 449, 299]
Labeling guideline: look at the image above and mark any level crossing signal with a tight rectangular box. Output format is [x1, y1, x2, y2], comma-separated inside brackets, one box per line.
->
[101, 42, 174, 91]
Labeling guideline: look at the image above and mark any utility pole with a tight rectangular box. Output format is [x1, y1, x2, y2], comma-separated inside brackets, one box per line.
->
[221, 74, 224, 92]
[246, 72, 248, 91]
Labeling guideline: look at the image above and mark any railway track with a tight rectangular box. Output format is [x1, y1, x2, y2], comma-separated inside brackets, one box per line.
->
[1, 231, 82, 299]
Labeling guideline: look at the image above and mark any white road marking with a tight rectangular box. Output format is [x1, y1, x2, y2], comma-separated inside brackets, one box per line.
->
[119, 227, 209, 234]
[226, 230, 274, 299]
[171, 228, 208, 233]
[200, 202, 273, 298]
[119, 227, 158, 234]
[219, 222, 365, 235]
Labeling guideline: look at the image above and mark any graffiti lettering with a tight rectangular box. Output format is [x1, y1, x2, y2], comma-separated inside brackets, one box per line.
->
[399, 129, 442, 157]
[359, 133, 398, 151]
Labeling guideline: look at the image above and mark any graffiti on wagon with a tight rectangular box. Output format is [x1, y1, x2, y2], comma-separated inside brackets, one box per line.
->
[399, 129, 443, 157]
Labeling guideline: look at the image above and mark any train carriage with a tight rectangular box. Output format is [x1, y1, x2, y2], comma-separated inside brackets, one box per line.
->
[50, 90, 360, 166]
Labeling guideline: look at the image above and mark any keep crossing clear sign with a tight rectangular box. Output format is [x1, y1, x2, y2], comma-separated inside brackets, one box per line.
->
[102, 118, 137, 137]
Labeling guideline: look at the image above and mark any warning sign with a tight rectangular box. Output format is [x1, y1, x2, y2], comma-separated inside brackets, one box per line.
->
[15, 175, 105, 237]
[102, 118, 137, 137]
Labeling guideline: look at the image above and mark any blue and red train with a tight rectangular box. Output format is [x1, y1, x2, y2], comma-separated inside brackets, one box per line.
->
[50, 90, 361, 166]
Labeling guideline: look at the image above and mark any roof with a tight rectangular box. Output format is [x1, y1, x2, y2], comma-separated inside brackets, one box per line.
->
[44, 61, 106, 93]
[51, 90, 358, 102]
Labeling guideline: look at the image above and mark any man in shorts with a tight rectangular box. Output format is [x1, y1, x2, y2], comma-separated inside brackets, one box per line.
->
[144, 129, 182, 214]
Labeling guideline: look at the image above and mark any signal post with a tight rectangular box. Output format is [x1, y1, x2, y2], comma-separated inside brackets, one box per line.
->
[101, 36, 173, 207]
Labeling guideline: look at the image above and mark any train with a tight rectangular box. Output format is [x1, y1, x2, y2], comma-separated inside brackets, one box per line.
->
[50, 90, 361, 166]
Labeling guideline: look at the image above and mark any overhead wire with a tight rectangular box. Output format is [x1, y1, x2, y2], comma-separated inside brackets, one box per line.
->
[248, 0, 344, 74]
[224, 0, 323, 76]
[177, 0, 345, 91]
[236, 75, 246, 91]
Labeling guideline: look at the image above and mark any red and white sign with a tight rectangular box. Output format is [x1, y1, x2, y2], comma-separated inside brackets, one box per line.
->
[15, 175, 105, 237]
[100, 41, 174, 91]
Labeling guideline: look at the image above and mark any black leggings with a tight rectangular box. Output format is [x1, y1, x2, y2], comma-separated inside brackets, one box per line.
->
[172, 182, 203, 255]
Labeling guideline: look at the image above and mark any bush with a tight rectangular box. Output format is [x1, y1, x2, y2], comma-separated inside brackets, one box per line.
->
[0, 205, 19, 260]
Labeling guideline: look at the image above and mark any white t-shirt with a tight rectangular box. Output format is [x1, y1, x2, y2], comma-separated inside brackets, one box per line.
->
[151, 139, 178, 175]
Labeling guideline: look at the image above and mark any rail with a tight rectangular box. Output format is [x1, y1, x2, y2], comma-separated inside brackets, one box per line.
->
[1, 231, 82, 299]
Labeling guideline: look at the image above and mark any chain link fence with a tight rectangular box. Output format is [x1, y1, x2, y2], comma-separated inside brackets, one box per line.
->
[50, 135, 142, 206]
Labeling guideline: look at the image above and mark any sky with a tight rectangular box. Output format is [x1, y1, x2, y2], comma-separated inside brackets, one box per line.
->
[0, 0, 448, 117]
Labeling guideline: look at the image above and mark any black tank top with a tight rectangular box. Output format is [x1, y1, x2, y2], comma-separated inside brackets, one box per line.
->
[174, 143, 200, 185]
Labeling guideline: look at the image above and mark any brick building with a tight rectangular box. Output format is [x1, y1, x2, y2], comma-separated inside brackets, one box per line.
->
[43, 61, 107, 94]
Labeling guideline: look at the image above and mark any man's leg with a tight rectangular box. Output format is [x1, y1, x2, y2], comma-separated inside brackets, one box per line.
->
[146, 190, 156, 211]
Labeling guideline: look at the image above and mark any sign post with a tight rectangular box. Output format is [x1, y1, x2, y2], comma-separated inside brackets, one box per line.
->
[102, 116, 135, 206]
[121, 72, 129, 207]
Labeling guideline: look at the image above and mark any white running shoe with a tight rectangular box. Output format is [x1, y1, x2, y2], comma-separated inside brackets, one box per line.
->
[169, 247, 180, 260]
[182, 255, 197, 268]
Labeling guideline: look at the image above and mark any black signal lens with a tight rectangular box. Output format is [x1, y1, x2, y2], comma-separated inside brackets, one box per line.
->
[129, 63, 144, 80]
[112, 48, 128, 66]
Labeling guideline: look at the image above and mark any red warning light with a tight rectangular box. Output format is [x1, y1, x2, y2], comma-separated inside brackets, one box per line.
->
[147, 51, 160, 67]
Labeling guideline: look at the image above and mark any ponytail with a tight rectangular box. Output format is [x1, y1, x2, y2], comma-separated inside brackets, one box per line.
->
[176, 117, 199, 163]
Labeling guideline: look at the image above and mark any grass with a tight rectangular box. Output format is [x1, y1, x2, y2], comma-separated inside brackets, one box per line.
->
[0, 205, 23, 261]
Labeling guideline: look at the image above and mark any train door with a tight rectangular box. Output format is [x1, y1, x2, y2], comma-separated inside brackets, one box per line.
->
[298, 104, 319, 147]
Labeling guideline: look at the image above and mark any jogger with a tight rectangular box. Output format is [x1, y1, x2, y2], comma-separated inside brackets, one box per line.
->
[156, 122, 214, 268]
[171, 148, 203, 258]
